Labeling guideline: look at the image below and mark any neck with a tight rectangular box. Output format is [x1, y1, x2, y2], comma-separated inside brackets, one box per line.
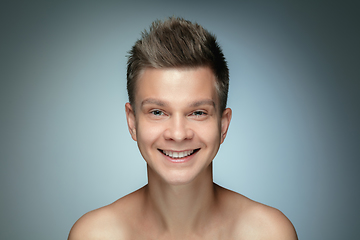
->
[143, 163, 218, 236]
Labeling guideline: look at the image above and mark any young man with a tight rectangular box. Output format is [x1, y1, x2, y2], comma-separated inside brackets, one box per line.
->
[68, 17, 297, 239]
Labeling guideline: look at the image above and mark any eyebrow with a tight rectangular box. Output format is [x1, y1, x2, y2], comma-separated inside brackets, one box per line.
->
[141, 98, 215, 108]
[141, 98, 167, 107]
[189, 99, 216, 108]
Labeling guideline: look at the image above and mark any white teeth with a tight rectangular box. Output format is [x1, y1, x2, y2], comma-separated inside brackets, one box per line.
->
[162, 149, 195, 159]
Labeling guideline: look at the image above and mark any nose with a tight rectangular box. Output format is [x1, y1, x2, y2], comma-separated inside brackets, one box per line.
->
[163, 114, 194, 142]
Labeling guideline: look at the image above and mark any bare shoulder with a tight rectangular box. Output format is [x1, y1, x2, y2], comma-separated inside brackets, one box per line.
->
[240, 202, 298, 240]
[67, 204, 125, 240]
[216, 185, 298, 240]
[68, 187, 145, 240]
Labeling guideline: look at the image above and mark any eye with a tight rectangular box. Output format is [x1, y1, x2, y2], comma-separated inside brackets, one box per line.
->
[192, 111, 207, 116]
[150, 110, 164, 116]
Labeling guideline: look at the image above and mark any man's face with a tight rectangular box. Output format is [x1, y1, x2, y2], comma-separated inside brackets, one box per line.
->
[125, 67, 231, 185]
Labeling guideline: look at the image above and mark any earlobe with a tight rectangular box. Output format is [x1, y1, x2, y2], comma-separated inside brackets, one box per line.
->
[220, 108, 232, 144]
[125, 102, 137, 141]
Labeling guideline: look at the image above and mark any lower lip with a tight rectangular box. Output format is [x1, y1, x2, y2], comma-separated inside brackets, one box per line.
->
[162, 151, 198, 164]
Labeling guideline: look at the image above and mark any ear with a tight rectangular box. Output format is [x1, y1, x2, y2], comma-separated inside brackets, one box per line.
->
[125, 102, 137, 141]
[220, 108, 232, 144]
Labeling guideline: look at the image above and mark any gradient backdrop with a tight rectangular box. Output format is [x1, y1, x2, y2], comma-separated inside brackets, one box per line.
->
[1, 0, 359, 239]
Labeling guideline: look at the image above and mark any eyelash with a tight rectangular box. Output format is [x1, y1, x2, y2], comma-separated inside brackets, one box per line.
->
[148, 110, 208, 118]
[191, 111, 207, 116]
[150, 109, 165, 116]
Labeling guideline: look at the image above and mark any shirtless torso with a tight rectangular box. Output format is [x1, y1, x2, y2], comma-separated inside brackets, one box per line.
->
[68, 184, 297, 240]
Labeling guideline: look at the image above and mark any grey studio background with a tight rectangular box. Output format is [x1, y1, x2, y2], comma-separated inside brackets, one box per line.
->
[1, 0, 359, 239]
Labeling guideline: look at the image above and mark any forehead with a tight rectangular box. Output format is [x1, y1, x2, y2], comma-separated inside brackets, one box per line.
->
[135, 67, 219, 108]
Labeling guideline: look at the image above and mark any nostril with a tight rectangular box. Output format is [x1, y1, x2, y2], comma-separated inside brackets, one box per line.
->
[163, 128, 193, 141]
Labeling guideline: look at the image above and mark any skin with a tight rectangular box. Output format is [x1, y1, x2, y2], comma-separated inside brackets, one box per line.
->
[68, 67, 298, 240]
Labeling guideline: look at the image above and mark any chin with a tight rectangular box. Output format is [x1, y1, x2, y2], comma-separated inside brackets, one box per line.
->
[160, 166, 212, 186]
[156, 170, 193, 185]
[146, 157, 213, 186]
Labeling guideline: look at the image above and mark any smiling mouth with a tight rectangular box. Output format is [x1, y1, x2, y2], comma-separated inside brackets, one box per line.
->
[158, 148, 200, 159]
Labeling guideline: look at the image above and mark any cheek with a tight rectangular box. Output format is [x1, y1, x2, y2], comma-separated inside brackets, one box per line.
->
[136, 122, 163, 163]
[136, 120, 163, 146]
[195, 121, 222, 144]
